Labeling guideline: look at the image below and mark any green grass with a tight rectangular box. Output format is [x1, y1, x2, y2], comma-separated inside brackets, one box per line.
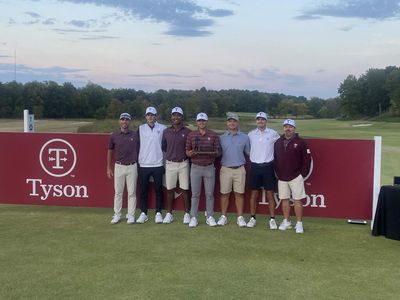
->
[0, 119, 93, 133]
[1, 205, 399, 299]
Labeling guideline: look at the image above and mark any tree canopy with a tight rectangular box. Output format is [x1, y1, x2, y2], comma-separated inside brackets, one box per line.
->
[338, 66, 400, 118]
[2, 66, 399, 120]
[0, 81, 339, 120]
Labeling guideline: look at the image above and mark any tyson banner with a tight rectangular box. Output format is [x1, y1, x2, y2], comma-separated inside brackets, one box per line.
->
[0, 132, 378, 219]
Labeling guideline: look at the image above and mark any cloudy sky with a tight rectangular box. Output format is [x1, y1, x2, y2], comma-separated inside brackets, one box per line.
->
[1, 0, 399, 98]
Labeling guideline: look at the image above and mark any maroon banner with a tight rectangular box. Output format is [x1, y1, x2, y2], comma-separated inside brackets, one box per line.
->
[0, 132, 375, 219]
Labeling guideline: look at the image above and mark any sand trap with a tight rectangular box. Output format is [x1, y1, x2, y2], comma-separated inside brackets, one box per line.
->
[352, 123, 372, 127]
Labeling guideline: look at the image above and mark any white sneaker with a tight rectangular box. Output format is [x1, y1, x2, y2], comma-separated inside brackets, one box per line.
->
[279, 219, 292, 230]
[217, 215, 227, 226]
[269, 218, 278, 230]
[155, 212, 163, 224]
[237, 216, 246, 227]
[183, 213, 191, 224]
[110, 214, 120, 224]
[246, 217, 257, 228]
[136, 212, 148, 224]
[295, 221, 304, 234]
[163, 212, 173, 224]
[206, 216, 217, 227]
[126, 214, 135, 224]
[188, 217, 198, 228]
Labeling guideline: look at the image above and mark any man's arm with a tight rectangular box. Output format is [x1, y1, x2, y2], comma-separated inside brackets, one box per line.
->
[161, 130, 167, 152]
[213, 134, 220, 157]
[301, 140, 312, 178]
[186, 133, 195, 157]
[107, 149, 113, 179]
[244, 135, 250, 157]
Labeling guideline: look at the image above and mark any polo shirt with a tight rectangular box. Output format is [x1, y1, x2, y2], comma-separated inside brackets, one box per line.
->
[248, 127, 280, 163]
[138, 122, 167, 167]
[220, 130, 250, 167]
[186, 128, 220, 166]
[108, 130, 139, 164]
[162, 126, 192, 161]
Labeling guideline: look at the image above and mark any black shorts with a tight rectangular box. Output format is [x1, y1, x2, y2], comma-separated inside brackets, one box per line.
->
[249, 161, 277, 191]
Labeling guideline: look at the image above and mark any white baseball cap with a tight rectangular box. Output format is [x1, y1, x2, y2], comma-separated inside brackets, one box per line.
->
[283, 118, 296, 128]
[196, 112, 208, 121]
[171, 107, 184, 115]
[119, 112, 131, 120]
[145, 106, 157, 115]
[255, 112, 267, 120]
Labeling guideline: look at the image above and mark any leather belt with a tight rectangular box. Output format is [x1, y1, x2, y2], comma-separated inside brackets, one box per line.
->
[168, 158, 187, 163]
[227, 165, 243, 169]
[116, 161, 136, 166]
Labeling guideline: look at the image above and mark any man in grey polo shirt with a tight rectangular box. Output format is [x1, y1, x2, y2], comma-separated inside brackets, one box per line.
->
[107, 112, 139, 224]
[217, 113, 250, 227]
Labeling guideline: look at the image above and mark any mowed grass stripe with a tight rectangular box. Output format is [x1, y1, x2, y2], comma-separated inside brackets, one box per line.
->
[1, 204, 399, 299]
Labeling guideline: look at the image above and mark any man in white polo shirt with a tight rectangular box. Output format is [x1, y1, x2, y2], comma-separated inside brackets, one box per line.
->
[136, 106, 167, 224]
[247, 112, 280, 229]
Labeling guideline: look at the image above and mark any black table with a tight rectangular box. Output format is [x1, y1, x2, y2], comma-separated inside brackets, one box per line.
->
[372, 185, 400, 240]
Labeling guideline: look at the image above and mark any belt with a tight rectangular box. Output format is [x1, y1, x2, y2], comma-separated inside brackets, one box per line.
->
[226, 165, 243, 169]
[193, 163, 213, 167]
[168, 158, 187, 163]
[116, 161, 136, 166]
[253, 161, 272, 167]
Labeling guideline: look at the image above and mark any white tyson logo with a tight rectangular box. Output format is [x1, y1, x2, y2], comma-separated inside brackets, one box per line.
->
[39, 139, 77, 177]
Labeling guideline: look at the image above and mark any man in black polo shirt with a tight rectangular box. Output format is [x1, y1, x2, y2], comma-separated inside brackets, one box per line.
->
[107, 112, 139, 224]
[161, 107, 192, 224]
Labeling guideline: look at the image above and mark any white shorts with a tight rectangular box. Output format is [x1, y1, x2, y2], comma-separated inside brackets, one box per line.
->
[165, 160, 190, 190]
[278, 174, 306, 200]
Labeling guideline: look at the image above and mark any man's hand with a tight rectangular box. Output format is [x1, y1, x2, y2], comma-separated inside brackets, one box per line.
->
[107, 167, 113, 179]
[187, 149, 196, 157]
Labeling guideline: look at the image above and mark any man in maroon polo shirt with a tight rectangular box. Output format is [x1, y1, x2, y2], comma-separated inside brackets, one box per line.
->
[274, 119, 311, 234]
[107, 112, 139, 225]
[161, 107, 192, 224]
[186, 112, 220, 228]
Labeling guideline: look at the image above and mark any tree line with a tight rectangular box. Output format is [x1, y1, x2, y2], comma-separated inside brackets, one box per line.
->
[1, 65, 399, 120]
[0, 81, 339, 120]
[339, 66, 400, 118]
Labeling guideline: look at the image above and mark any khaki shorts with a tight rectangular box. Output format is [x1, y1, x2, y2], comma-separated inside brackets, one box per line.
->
[220, 165, 246, 194]
[165, 160, 189, 190]
[278, 174, 306, 200]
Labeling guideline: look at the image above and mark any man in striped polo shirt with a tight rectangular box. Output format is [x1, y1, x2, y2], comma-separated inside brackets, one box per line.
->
[186, 112, 220, 228]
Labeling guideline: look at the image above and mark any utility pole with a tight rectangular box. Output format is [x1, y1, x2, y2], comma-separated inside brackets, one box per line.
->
[14, 49, 17, 81]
